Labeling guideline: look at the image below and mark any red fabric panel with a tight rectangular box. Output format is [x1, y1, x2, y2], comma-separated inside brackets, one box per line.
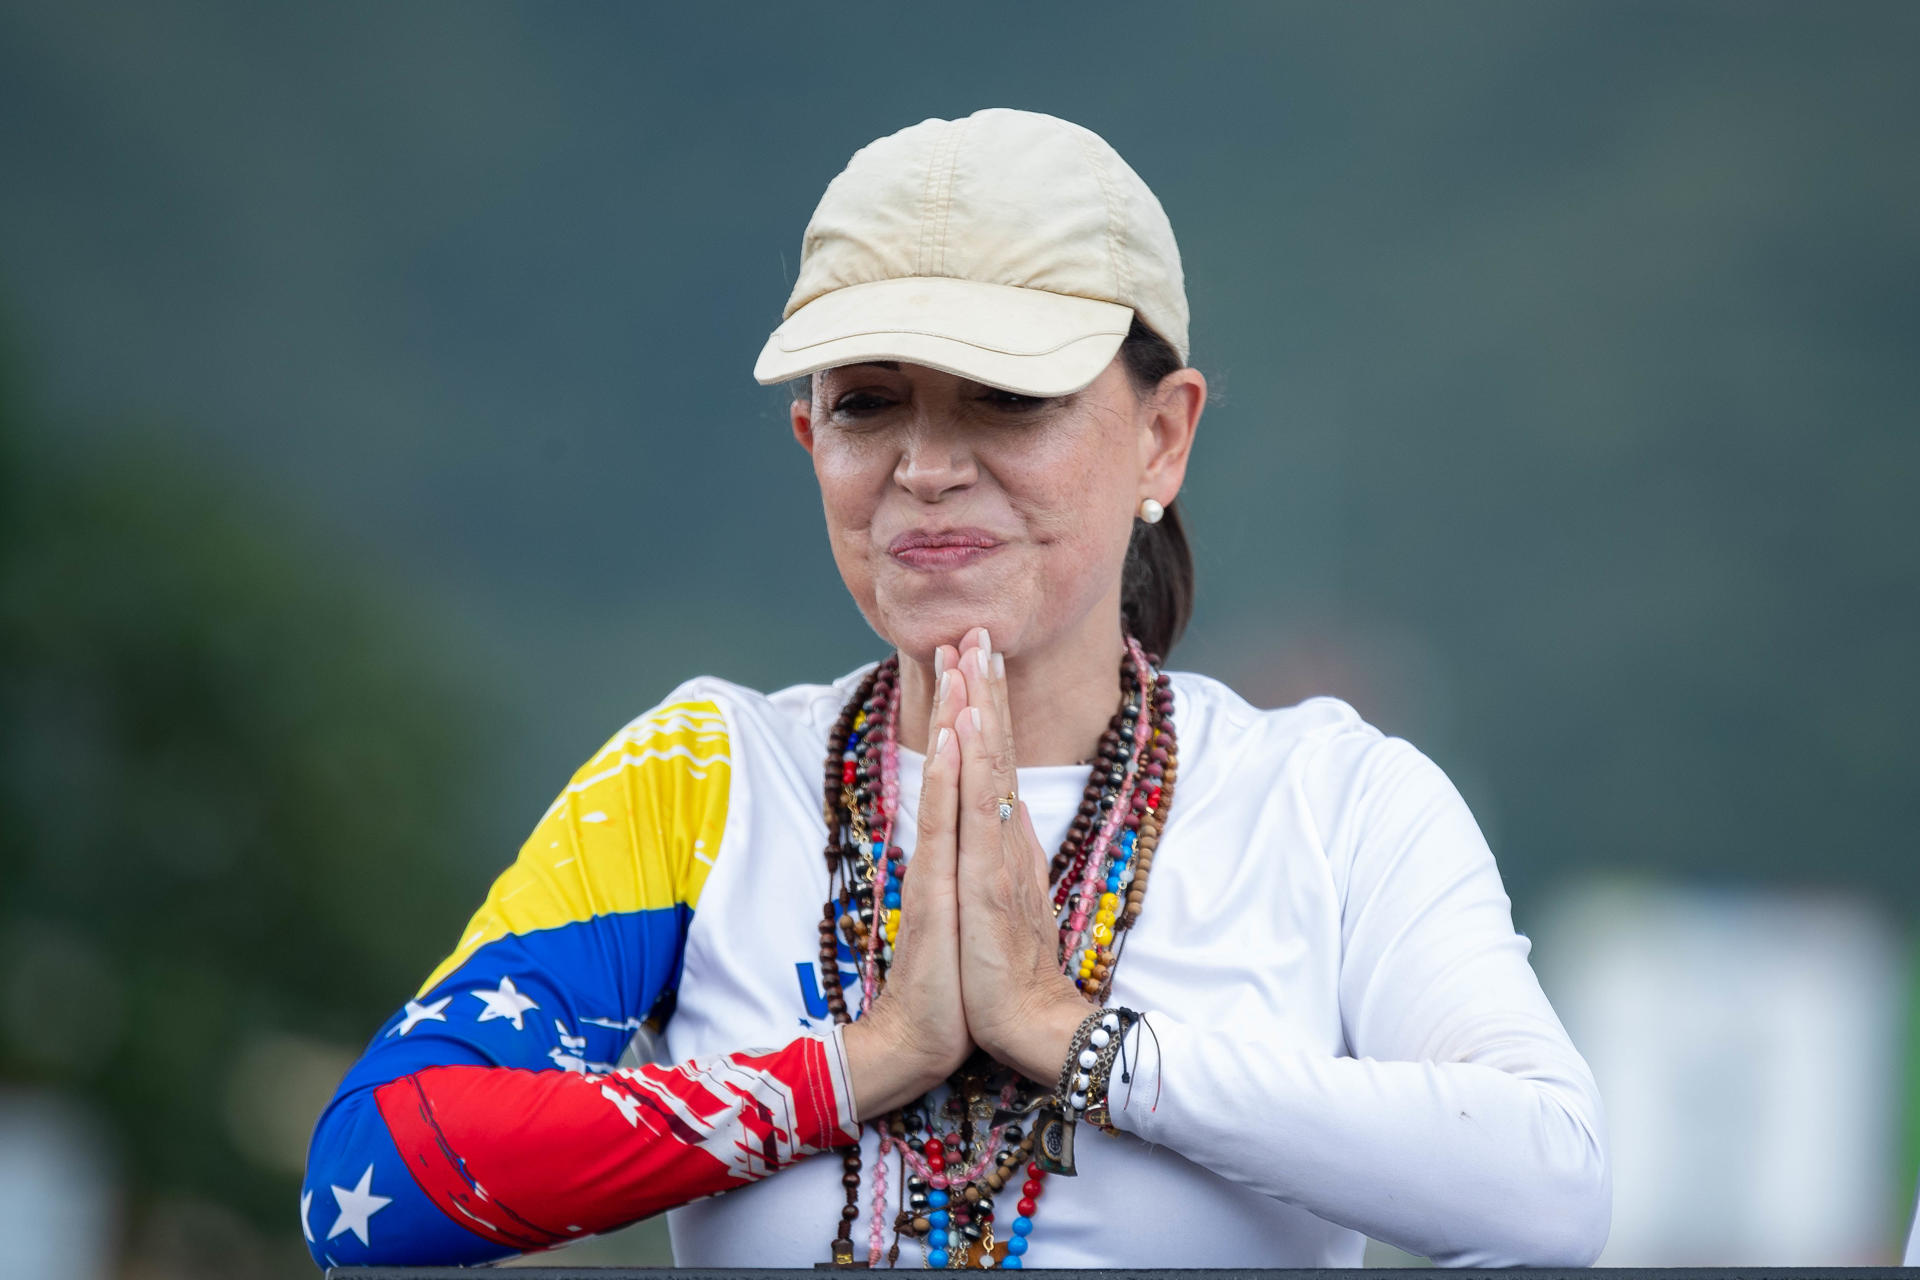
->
[374, 1036, 851, 1251]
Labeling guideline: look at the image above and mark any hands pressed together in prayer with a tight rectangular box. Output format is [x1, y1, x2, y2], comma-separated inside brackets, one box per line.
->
[841, 629, 1094, 1120]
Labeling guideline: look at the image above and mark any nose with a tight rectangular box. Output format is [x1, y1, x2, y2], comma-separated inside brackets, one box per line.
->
[892, 412, 977, 503]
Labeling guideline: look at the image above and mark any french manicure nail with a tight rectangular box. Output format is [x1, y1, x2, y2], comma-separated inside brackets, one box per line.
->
[976, 648, 989, 676]
[934, 648, 948, 678]
[979, 629, 992, 658]
[935, 726, 950, 754]
[937, 670, 951, 700]
[991, 652, 1005, 681]
[969, 707, 983, 731]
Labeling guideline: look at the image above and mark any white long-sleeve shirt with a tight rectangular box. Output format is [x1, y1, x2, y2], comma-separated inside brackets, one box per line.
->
[303, 663, 1608, 1268]
[665, 667, 1609, 1266]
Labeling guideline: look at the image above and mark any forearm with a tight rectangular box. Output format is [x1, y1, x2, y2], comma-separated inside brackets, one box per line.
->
[1107, 1011, 1609, 1267]
[305, 1029, 858, 1266]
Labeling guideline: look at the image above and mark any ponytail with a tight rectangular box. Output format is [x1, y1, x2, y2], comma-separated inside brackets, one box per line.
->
[1117, 318, 1196, 660]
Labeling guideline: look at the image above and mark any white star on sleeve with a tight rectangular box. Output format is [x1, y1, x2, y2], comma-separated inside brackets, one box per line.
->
[390, 995, 452, 1036]
[601, 1082, 645, 1127]
[327, 1164, 391, 1247]
[472, 975, 538, 1030]
[301, 1189, 314, 1243]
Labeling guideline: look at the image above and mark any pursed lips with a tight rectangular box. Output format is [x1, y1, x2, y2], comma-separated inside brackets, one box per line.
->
[886, 528, 1004, 571]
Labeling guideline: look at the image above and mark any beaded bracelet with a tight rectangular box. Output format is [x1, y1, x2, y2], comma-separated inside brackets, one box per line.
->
[1056, 1008, 1129, 1112]
[1026, 1007, 1140, 1176]
[1081, 1009, 1143, 1135]
[1077, 1008, 1136, 1134]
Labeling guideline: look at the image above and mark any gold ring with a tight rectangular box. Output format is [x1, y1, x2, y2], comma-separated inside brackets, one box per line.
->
[996, 794, 1018, 822]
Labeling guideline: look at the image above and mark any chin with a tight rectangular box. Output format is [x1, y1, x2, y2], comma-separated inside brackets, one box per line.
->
[868, 591, 1023, 662]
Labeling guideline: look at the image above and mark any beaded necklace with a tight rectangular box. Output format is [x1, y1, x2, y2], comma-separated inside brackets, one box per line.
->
[815, 637, 1178, 1269]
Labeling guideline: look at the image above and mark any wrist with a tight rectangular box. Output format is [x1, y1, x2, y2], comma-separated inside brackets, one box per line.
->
[840, 1011, 949, 1121]
[984, 984, 1091, 1084]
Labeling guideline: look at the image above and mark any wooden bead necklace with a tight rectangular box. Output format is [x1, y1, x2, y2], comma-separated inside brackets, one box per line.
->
[815, 636, 1178, 1268]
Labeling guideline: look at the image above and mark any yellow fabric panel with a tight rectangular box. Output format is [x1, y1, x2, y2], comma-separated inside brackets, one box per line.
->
[416, 699, 731, 996]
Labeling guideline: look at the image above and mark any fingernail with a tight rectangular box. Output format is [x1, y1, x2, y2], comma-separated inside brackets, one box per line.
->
[935, 726, 950, 754]
[934, 648, 948, 678]
[969, 706, 982, 731]
[979, 628, 992, 657]
[991, 652, 1005, 681]
[937, 670, 951, 700]
[976, 648, 990, 676]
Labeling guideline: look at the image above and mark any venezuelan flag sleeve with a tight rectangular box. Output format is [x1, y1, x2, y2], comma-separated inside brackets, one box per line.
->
[300, 689, 858, 1268]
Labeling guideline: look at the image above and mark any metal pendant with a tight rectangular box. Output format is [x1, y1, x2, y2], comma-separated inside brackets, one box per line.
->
[817, 1238, 869, 1268]
[1029, 1106, 1078, 1176]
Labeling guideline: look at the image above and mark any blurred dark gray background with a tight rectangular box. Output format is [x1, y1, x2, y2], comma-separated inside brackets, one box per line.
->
[1, 2, 1915, 1274]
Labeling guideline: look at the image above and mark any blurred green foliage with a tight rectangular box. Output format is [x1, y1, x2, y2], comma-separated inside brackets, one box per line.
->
[0, 352, 493, 1243]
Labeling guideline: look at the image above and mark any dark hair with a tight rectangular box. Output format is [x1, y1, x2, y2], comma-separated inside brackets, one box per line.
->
[1117, 317, 1195, 660]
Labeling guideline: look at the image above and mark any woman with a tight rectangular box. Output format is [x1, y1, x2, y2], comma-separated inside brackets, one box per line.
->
[301, 108, 1609, 1270]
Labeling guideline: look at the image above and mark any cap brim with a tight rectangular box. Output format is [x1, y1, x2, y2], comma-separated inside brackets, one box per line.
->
[753, 277, 1132, 398]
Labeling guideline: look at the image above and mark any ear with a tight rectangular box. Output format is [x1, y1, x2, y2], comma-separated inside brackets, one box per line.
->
[791, 386, 816, 455]
[1138, 366, 1205, 505]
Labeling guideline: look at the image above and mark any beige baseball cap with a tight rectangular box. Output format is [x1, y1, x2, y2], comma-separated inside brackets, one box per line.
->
[754, 108, 1188, 398]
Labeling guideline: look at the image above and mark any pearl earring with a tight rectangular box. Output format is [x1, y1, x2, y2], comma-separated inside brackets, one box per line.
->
[1138, 497, 1164, 524]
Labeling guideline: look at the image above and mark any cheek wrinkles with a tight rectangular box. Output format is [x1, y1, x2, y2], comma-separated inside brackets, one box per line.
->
[815, 437, 897, 536]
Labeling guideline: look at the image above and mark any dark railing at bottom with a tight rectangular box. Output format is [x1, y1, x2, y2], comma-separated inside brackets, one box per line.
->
[328, 1270, 1918, 1279]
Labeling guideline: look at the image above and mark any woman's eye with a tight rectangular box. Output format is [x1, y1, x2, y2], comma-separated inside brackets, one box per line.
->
[831, 391, 897, 416]
[980, 389, 1048, 412]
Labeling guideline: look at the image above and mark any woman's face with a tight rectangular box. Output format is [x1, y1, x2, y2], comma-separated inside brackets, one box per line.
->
[791, 356, 1197, 662]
